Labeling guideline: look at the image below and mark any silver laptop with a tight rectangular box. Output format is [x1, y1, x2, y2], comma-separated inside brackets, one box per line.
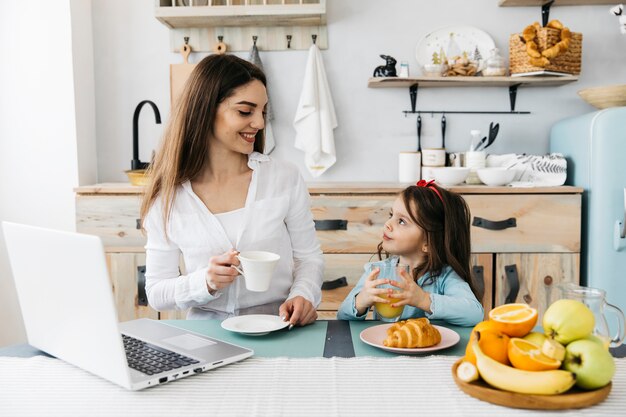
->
[2, 221, 253, 391]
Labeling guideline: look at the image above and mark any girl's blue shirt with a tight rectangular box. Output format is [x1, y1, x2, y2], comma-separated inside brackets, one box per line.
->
[336, 256, 484, 327]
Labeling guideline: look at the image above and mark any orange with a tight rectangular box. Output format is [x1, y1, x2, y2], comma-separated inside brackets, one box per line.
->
[488, 303, 538, 337]
[507, 338, 562, 371]
[464, 321, 510, 366]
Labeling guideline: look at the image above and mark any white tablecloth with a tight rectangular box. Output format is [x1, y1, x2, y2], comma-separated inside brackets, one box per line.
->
[1, 356, 625, 417]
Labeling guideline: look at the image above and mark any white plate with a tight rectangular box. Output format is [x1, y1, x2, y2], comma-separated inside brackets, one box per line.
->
[415, 25, 496, 69]
[359, 323, 460, 354]
[221, 314, 289, 336]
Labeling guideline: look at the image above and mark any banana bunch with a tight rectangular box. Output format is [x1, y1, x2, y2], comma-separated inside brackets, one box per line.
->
[471, 338, 576, 395]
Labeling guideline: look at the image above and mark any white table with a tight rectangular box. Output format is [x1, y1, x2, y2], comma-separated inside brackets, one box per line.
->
[1, 355, 625, 417]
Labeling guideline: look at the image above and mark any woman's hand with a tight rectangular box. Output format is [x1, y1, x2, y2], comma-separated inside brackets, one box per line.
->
[279, 296, 317, 326]
[205, 249, 240, 294]
[354, 268, 392, 316]
[389, 269, 432, 313]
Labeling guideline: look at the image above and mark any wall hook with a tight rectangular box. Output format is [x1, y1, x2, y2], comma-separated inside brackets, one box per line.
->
[214, 35, 227, 55]
[252, 35, 258, 46]
[286, 35, 292, 49]
[184, 36, 189, 45]
[218, 35, 223, 42]
[312, 34, 317, 45]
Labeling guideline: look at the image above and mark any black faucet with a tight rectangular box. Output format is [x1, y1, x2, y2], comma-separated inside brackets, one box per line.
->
[132, 100, 161, 170]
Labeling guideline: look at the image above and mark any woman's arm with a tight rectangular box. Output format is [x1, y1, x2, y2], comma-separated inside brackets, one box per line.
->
[284, 173, 324, 307]
[425, 270, 484, 327]
[143, 202, 219, 311]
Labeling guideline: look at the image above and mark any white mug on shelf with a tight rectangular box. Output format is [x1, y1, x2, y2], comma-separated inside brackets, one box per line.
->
[421, 148, 446, 167]
[231, 251, 280, 292]
[398, 152, 421, 183]
[464, 151, 486, 184]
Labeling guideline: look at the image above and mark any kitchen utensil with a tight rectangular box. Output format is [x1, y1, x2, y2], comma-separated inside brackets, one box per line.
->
[483, 122, 499, 150]
[465, 151, 486, 184]
[476, 167, 515, 186]
[441, 114, 446, 149]
[421, 149, 446, 167]
[417, 114, 422, 152]
[170, 37, 196, 108]
[431, 167, 470, 186]
[415, 26, 495, 68]
[474, 136, 488, 152]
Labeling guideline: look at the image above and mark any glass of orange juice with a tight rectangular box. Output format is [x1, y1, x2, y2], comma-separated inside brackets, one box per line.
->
[371, 263, 410, 322]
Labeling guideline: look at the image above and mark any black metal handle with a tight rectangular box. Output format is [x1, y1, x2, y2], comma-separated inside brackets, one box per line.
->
[137, 265, 148, 306]
[504, 264, 520, 304]
[136, 218, 142, 230]
[314, 220, 347, 231]
[321, 277, 348, 291]
[472, 216, 517, 231]
[472, 265, 485, 301]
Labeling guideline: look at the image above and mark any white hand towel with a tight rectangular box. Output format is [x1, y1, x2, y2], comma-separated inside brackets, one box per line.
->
[248, 43, 275, 154]
[293, 44, 338, 177]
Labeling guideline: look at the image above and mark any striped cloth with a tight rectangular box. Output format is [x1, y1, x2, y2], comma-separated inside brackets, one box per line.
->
[1, 356, 625, 417]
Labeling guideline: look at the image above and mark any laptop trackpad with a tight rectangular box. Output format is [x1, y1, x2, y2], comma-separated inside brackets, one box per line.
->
[162, 334, 217, 350]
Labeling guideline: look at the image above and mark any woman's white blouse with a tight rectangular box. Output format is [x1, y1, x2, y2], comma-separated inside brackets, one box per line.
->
[143, 152, 324, 318]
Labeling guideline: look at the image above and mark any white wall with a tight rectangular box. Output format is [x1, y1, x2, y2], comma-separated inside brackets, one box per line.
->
[0, 0, 96, 346]
[93, 0, 626, 183]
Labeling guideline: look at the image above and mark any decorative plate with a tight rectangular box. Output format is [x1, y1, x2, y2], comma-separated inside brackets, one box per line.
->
[415, 26, 496, 68]
[359, 323, 460, 354]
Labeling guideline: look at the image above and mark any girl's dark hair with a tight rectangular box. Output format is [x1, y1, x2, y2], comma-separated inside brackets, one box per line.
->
[141, 54, 267, 235]
[377, 184, 480, 299]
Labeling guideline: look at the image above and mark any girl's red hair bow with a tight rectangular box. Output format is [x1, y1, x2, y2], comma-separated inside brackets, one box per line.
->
[416, 179, 444, 203]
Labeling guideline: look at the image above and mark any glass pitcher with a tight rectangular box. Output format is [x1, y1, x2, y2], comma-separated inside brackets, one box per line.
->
[555, 283, 625, 348]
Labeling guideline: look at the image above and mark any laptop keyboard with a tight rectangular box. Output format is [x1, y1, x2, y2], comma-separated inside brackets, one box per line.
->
[122, 334, 200, 376]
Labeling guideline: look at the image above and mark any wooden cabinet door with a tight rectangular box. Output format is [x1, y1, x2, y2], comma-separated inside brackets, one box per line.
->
[494, 253, 580, 319]
[106, 252, 188, 321]
[471, 253, 493, 320]
[105, 252, 158, 322]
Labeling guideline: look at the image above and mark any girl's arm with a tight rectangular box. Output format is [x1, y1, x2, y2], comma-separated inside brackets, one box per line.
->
[337, 272, 370, 320]
[426, 269, 484, 327]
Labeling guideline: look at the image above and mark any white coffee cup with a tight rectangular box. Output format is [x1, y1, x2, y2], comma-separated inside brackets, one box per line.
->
[232, 251, 280, 292]
[421, 148, 446, 167]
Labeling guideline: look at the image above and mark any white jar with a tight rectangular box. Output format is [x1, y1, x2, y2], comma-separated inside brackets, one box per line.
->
[465, 151, 486, 184]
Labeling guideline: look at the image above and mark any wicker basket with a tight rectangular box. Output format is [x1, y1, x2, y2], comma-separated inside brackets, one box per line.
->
[509, 27, 582, 75]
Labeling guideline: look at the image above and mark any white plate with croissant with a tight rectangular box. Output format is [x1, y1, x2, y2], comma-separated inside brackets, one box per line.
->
[360, 318, 460, 354]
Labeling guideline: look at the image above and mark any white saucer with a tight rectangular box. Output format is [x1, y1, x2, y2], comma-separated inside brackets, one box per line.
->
[221, 314, 289, 336]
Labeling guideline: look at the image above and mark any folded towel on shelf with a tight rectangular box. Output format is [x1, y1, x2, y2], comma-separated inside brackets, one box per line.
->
[293, 43, 338, 177]
[486, 153, 567, 187]
[248, 42, 275, 154]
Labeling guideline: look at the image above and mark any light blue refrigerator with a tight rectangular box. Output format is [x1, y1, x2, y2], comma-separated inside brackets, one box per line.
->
[550, 107, 626, 316]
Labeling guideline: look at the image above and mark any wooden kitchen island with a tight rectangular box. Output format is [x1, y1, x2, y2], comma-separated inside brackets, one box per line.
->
[75, 182, 582, 322]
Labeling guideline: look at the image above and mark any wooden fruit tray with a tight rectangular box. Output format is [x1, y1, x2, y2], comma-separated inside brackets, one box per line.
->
[451, 359, 611, 410]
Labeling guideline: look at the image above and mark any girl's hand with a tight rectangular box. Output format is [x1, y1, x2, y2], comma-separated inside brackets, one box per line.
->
[389, 269, 432, 313]
[354, 268, 391, 316]
[205, 249, 240, 293]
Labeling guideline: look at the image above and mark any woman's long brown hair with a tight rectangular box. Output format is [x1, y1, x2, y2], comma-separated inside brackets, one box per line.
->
[377, 184, 480, 299]
[140, 54, 266, 234]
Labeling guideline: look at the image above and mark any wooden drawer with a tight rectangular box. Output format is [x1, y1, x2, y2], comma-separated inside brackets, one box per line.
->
[310, 195, 394, 253]
[465, 194, 581, 253]
[77, 195, 145, 247]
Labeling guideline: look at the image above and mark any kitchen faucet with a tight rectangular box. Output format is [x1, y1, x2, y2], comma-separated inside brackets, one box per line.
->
[132, 100, 161, 170]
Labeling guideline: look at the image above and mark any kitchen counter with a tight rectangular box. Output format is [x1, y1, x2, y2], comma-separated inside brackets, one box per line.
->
[74, 182, 583, 195]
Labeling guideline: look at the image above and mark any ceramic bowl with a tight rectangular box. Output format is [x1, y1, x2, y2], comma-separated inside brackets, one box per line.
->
[431, 167, 470, 186]
[125, 169, 150, 186]
[422, 63, 447, 77]
[577, 84, 626, 109]
[476, 167, 516, 186]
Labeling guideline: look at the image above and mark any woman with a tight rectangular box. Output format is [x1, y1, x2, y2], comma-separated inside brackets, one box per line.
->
[141, 54, 323, 326]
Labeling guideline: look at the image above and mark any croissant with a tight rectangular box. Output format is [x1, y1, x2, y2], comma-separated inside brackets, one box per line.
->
[383, 318, 442, 348]
[526, 41, 541, 58]
[547, 19, 564, 30]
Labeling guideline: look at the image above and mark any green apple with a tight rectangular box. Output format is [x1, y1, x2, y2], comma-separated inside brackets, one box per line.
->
[563, 340, 615, 390]
[523, 331, 547, 347]
[543, 299, 594, 345]
[583, 334, 610, 350]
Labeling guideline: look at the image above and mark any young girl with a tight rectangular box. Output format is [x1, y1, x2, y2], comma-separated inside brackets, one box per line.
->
[337, 180, 483, 327]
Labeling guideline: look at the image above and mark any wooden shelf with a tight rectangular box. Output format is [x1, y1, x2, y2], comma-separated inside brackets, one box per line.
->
[499, 0, 615, 6]
[367, 76, 579, 89]
[155, 2, 326, 29]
